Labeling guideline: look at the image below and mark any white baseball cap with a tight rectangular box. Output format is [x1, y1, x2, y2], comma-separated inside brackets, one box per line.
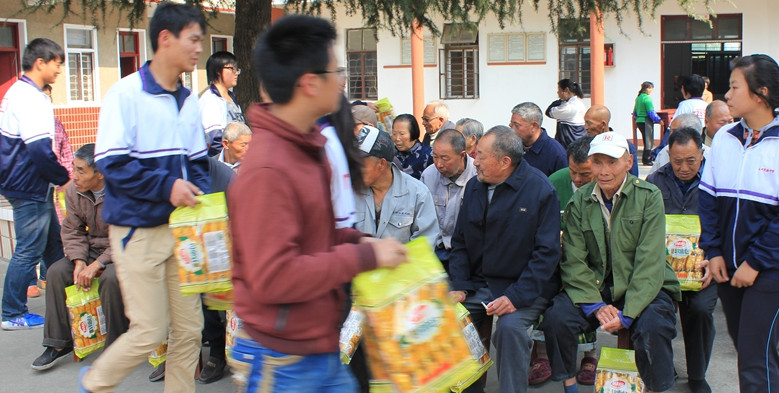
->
[588, 131, 629, 158]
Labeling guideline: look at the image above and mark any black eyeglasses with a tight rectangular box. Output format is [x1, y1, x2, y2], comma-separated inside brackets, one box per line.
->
[223, 66, 241, 75]
[313, 67, 347, 79]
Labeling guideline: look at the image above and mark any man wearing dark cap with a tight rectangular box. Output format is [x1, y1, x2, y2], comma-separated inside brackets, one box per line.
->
[353, 125, 439, 246]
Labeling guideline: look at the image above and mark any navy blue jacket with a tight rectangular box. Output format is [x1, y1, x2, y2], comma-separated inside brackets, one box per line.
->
[523, 129, 567, 177]
[449, 159, 561, 308]
[646, 161, 702, 215]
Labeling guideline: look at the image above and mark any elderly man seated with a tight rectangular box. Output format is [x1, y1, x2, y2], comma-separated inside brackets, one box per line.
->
[32, 144, 128, 370]
[354, 126, 439, 246]
[218, 121, 252, 172]
[542, 132, 681, 393]
[420, 129, 477, 270]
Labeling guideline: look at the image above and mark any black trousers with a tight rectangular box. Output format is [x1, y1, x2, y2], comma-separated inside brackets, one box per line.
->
[637, 120, 655, 163]
[718, 276, 779, 393]
[678, 284, 718, 381]
[543, 290, 677, 392]
[202, 305, 226, 361]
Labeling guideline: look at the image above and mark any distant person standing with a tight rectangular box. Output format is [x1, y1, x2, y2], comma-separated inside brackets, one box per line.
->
[632, 81, 663, 165]
[0, 38, 70, 330]
[546, 79, 587, 149]
[79, 3, 211, 392]
[700, 54, 779, 393]
[200, 51, 245, 156]
[672, 74, 707, 127]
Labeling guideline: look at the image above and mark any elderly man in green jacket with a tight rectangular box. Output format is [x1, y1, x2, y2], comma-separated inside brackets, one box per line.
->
[542, 131, 681, 393]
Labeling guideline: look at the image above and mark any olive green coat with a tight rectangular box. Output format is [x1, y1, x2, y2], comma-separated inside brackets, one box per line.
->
[561, 175, 681, 319]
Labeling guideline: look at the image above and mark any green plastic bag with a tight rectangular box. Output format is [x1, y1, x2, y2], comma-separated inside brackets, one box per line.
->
[66, 279, 106, 358]
[354, 238, 480, 393]
[450, 303, 494, 393]
[665, 214, 704, 291]
[595, 347, 646, 392]
[169, 192, 232, 294]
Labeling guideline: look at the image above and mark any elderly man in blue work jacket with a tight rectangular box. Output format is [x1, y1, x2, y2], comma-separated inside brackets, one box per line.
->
[449, 125, 561, 393]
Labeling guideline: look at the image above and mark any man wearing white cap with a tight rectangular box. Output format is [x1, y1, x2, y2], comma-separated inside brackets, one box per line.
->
[542, 131, 681, 393]
[353, 125, 439, 246]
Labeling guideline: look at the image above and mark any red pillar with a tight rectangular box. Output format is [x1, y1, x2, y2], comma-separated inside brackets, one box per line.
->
[589, 11, 605, 106]
[411, 19, 425, 138]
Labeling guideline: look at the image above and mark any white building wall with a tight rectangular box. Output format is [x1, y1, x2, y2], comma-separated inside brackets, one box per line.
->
[327, 0, 777, 142]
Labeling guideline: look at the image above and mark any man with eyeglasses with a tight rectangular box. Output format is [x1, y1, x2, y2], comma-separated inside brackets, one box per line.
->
[422, 100, 456, 147]
[646, 126, 716, 393]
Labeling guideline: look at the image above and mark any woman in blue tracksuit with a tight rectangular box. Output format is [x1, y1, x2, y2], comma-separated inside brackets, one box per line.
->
[699, 54, 779, 393]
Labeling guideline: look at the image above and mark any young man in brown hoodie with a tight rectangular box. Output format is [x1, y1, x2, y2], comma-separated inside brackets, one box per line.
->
[228, 15, 407, 392]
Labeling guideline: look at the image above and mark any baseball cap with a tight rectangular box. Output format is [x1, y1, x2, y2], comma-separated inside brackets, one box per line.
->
[352, 105, 378, 126]
[588, 131, 629, 158]
[356, 125, 396, 162]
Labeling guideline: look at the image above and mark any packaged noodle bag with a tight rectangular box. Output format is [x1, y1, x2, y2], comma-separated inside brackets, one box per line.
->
[225, 309, 243, 359]
[204, 289, 234, 310]
[148, 341, 168, 367]
[169, 192, 232, 294]
[665, 214, 704, 291]
[375, 98, 395, 132]
[354, 238, 480, 393]
[66, 279, 107, 358]
[595, 347, 646, 393]
[339, 306, 365, 364]
[450, 303, 494, 393]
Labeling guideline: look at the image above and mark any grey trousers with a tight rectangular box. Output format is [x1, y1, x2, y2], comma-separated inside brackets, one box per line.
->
[464, 287, 550, 393]
[43, 255, 129, 349]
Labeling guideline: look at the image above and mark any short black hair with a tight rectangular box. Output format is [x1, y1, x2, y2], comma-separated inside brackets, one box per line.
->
[252, 15, 335, 104]
[74, 143, 97, 169]
[668, 126, 703, 150]
[435, 129, 466, 153]
[566, 136, 593, 164]
[680, 74, 705, 98]
[149, 2, 206, 53]
[22, 38, 64, 71]
[206, 51, 237, 85]
[393, 113, 421, 141]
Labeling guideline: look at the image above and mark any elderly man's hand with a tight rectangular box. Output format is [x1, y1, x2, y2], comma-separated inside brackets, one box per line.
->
[448, 291, 466, 303]
[600, 316, 623, 334]
[76, 261, 102, 290]
[486, 296, 515, 316]
[595, 304, 620, 326]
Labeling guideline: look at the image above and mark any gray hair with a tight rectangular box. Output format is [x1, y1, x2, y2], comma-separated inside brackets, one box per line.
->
[670, 113, 703, 133]
[485, 125, 523, 167]
[435, 129, 466, 153]
[510, 102, 543, 127]
[455, 118, 484, 142]
[74, 143, 96, 169]
[428, 100, 450, 120]
[567, 136, 593, 164]
[223, 122, 252, 142]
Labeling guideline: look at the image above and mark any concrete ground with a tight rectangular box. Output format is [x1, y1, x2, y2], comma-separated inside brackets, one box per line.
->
[0, 257, 739, 393]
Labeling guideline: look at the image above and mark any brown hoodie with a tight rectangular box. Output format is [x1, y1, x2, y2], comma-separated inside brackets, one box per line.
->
[229, 103, 377, 355]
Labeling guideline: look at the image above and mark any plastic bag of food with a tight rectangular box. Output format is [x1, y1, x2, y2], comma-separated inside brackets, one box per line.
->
[665, 214, 704, 291]
[225, 309, 243, 359]
[375, 98, 395, 132]
[339, 306, 365, 364]
[595, 347, 646, 393]
[354, 238, 480, 393]
[169, 192, 232, 294]
[148, 341, 167, 367]
[66, 279, 107, 358]
[204, 289, 234, 310]
[450, 303, 494, 393]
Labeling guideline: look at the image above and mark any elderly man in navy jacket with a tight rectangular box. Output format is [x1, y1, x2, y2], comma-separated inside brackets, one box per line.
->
[449, 125, 561, 393]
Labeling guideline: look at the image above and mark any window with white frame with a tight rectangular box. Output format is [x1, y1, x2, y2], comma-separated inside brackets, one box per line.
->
[65, 26, 97, 102]
[558, 19, 590, 96]
[439, 23, 479, 99]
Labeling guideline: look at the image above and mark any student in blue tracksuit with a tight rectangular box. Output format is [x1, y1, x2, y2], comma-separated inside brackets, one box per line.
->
[699, 54, 779, 393]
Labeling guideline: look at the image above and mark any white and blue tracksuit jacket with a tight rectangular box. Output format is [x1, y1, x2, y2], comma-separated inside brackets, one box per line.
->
[95, 62, 210, 228]
[699, 117, 779, 281]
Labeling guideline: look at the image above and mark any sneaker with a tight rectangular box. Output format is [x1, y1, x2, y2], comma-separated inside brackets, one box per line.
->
[149, 361, 165, 382]
[1, 313, 45, 330]
[197, 357, 226, 384]
[78, 366, 92, 393]
[27, 285, 41, 298]
[32, 346, 73, 370]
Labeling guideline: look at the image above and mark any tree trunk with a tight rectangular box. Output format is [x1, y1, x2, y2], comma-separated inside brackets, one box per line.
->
[233, 0, 271, 110]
